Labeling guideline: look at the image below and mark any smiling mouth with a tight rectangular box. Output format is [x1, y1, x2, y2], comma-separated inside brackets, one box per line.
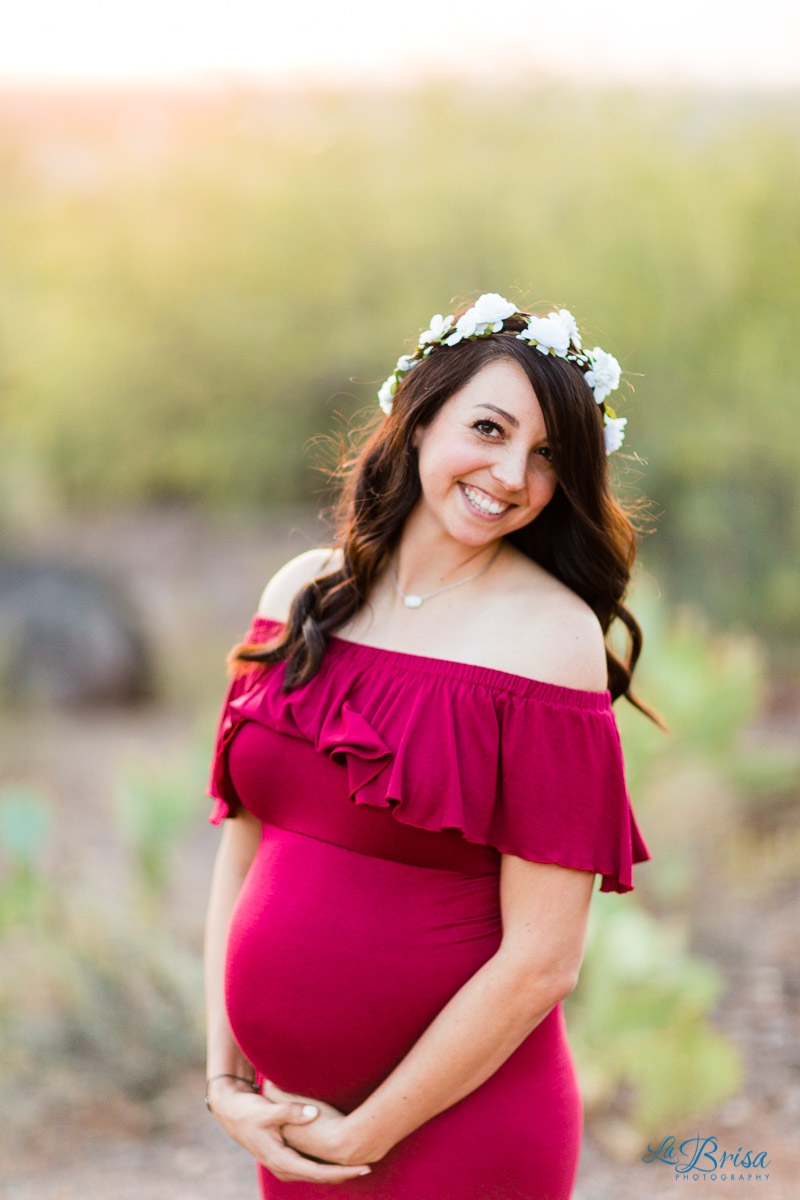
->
[459, 482, 514, 517]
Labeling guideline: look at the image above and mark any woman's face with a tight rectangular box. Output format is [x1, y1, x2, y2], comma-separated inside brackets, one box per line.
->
[411, 357, 559, 549]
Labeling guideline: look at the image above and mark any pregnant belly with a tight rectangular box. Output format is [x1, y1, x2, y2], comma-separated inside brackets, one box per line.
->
[225, 824, 503, 1112]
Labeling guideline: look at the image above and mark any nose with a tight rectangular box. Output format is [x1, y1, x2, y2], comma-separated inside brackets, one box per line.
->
[488, 444, 529, 496]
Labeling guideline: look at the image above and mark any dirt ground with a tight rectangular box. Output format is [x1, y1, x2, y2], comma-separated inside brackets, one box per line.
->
[1, 506, 798, 1200]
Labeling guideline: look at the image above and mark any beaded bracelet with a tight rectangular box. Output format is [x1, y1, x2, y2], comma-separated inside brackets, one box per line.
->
[205, 1073, 260, 1113]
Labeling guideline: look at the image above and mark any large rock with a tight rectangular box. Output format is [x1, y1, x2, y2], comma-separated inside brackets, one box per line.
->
[0, 556, 154, 707]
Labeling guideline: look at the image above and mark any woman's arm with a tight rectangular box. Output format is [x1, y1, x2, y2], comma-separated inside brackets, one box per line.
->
[280, 855, 596, 1165]
[206, 546, 339, 1080]
[204, 809, 373, 1183]
[204, 809, 262, 1084]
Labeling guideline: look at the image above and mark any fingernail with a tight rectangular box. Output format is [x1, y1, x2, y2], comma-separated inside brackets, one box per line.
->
[302, 1104, 319, 1117]
[358, 1168, 371, 1175]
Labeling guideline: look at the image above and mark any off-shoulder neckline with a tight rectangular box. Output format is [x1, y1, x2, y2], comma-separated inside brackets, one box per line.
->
[248, 613, 612, 711]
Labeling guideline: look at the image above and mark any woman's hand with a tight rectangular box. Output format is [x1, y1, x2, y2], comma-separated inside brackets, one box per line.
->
[208, 1078, 372, 1184]
[263, 1080, 374, 1166]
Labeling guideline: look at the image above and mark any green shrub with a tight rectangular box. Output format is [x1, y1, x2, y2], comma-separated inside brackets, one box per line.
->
[567, 897, 743, 1131]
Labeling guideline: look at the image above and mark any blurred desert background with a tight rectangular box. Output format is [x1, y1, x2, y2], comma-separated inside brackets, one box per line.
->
[1, 4, 799, 1198]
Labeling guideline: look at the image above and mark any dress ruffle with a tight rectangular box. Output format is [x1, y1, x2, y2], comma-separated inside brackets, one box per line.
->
[208, 615, 651, 893]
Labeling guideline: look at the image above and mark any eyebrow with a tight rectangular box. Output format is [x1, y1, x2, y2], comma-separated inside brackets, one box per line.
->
[472, 403, 520, 428]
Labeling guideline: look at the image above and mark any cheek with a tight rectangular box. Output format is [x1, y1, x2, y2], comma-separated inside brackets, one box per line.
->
[540, 473, 559, 502]
[418, 436, 483, 489]
[523, 465, 558, 512]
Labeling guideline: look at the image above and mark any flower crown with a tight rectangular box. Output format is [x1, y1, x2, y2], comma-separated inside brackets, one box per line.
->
[377, 292, 627, 454]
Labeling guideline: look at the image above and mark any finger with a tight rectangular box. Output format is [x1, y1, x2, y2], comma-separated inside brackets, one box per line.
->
[262, 1080, 314, 1107]
[262, 1101, 320, 1126]
[267, 1144, 371, 1184]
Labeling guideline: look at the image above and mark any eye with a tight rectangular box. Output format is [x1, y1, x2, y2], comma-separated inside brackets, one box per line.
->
[471, 418, 504, 438]
[535, 445, 553, 461]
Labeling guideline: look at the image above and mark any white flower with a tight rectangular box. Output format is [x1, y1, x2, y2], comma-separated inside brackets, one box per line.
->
[520, 309, 575, 355]
[444, 324, 467, 346]
[445, 310, 476, 343]
[378, 374, 397, 415]
[554, 308, 581, 351]
[603, 415, 627, 454]
[444, 293, 518, 345]
[470, 292, 519, 330]
[396, 354, 416, 372]
[418, 313, 454, 347]
[585, 347, 622, 403]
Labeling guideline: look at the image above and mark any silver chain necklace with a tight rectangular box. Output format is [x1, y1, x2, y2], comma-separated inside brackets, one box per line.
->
[389, 542, 503, 609]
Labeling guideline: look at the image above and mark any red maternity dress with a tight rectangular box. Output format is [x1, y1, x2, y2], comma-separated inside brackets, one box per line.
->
[207, 614, 651, 1200]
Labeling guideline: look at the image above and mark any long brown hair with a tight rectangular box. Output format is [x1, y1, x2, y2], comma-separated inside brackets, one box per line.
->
[233, 311, 663, 726]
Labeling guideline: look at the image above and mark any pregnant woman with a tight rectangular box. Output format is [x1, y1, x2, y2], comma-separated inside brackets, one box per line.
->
[203, 293, 658, 1199]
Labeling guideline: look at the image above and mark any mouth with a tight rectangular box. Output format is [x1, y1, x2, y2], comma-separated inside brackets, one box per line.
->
[458, 481, 515, 519]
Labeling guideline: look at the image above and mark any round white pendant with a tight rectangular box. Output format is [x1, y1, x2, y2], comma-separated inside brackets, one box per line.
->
[403, 594, 423, 608]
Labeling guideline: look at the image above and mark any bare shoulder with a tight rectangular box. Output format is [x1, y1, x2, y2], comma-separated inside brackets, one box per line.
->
[539, 593, 609, 693]
[257, 546, 343, 622]
[498, 549, 609, 692]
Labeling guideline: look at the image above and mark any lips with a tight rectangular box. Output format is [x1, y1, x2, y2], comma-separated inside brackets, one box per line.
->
[458, 481, 513, 518]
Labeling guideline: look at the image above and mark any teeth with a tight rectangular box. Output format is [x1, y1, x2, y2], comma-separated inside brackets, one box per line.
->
[462, 484, 509, 515]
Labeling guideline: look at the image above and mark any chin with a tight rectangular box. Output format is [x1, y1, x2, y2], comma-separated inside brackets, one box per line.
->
[447, 506, 537, 545]
[447, 518, 508, 546]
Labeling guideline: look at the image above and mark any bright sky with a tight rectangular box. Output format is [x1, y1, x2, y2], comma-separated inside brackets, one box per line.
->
[2, 0, 799, 88]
